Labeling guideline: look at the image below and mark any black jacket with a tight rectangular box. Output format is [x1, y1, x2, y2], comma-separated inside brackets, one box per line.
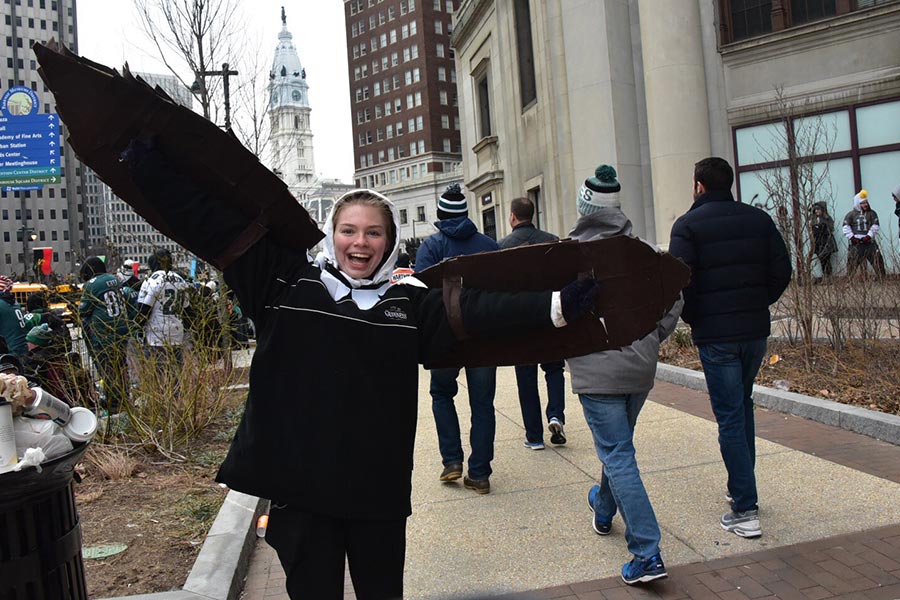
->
[498, 222, 559, 249]
[130, 149, 552, 520]
[668, 190, 791, 344]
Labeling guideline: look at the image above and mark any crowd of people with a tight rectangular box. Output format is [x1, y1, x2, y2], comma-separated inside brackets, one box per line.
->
[0, 249, 247, 416]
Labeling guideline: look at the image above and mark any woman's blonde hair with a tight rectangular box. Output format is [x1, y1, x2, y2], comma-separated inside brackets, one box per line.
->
[332, 191, 397, 260]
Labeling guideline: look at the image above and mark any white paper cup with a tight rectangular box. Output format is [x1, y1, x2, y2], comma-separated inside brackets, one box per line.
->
[0, 402, 17, 474]
[63, 407, 98, 443]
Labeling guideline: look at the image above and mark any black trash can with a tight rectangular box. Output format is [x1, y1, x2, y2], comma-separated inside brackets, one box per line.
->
[0, 443, 90, 600]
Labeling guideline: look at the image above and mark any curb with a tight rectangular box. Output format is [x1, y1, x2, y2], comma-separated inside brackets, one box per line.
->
[656, 362, 900, 445]
[99, 490, 266, 600]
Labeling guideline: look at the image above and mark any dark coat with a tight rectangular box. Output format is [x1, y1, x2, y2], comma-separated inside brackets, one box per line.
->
[498, 222, 559, 249]
[414, 216, 499, 272]
[668, 190, 792, 345]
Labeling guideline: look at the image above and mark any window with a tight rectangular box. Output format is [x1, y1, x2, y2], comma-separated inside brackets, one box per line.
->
[374, 82, 381, 96]
[385, 101, 392, 116]
[441, 115, 450, 129]
[418, 140, 425, 154]
[372, 59, 380, 74]
[413, 68, 420, 82]
[403, 47, 411, 62]
[370, 15, 376, 30]
[382, 56, 389, 70]
[402, 24, 409, 38]
[416, 115, 423, 129]
[395, 98, 403, 112]
[443, 138, 451, 152]
[380, 33, 387, 47]
[400, 209, 408, 224]
[434, 0, 441, 10]
[407, 93, 414, 109]
[440, 90, 448, 105]
[379, 11, 386, 25]
[397, 121, 404, 135]
[371, 37, 378, 52]
[389, 6, 395, 19]
[514, 0, 537, 107]
[390, 29, 397, 43]
[408, 118, 416, 132]
[387, 124, 394, 138]
[410, 141, 418, 156]
[405, 70, 412, 85]
[377, 128, 384, 141]
[375, 104, 383, 118]
[438, 67, 447, 81]
[391, 51, 399, 66]
[410, 20, 417, 35]
[720, 0, 850, 44]
[400, 0, 408, 14]
[414, 92, 422, 106]
[477, 72, 492, 138]
[446, 0, 453, 12]
[436, 43, 445, 58]
[411, 44, 419, 58]
[410, 0, 416, 11]
[417, 206, 426, 222]
[388, 147, 395, 160]
[454, 116, 460, 130]
[435, 20, 443, 34]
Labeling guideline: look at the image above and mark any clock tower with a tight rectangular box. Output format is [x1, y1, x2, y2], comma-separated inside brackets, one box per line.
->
[268, 7, 317, 201]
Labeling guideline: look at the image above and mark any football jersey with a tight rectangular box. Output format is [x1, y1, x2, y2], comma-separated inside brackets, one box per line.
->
[137, 270, 190, 346]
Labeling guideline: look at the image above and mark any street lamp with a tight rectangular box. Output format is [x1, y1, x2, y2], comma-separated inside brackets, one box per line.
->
[17, 226, 37, 280]
[191, 62, 239, 131]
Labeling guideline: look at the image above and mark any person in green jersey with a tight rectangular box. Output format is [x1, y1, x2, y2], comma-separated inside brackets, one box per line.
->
[0, 274, 28, 356]
[78, 256, 135, 413]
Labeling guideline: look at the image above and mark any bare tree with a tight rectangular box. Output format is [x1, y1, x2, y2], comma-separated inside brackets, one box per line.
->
[754, 88, 837, 365]
[229, 36, 272, 159]
[133, 0, 241, 121]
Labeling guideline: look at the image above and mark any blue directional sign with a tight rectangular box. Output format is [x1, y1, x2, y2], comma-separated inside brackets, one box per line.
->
[0, 87, 60, 186]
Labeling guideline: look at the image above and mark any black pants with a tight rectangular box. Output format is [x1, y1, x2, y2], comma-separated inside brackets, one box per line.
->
[265, 506, 406, 599]
[847, 242, 886, 277]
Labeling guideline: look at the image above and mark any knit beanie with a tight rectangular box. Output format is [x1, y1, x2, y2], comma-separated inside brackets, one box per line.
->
[577, 165, 622, 215]
[26, 323, 53, 347]
[438, 183, 468, 216]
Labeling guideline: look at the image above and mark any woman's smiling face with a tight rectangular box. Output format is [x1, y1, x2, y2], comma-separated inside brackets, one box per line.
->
[333, 203, 389, 279]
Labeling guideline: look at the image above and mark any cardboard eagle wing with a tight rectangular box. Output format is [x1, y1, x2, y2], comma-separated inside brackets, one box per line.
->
[415, 237, 690, 368]
[33, 40, 323, 270]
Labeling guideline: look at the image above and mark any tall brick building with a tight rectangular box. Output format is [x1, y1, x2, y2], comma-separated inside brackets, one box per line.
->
[343, 0, 467, 247]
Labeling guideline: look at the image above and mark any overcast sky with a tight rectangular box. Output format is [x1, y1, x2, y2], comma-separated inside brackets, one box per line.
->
[75, 0, 355, 182]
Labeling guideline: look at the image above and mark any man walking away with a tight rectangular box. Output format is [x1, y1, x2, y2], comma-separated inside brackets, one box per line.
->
[415, 183, 500, 494]
[842, 189, 886, 278]
[498, 197, 567, 450]
[570, 164, 682, 584]
[669, 157, 791, 539]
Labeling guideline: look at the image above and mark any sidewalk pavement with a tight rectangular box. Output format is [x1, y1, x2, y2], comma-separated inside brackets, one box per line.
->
[240, 366, 900, 600]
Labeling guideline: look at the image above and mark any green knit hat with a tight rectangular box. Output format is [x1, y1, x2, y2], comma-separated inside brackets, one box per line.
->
[577, 164, 621, 215]
[26, 323, 53, 347]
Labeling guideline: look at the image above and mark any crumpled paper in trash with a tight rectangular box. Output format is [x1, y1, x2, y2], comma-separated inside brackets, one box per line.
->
[14, 417, 73, 461]
[0, 373, 33, 416]
[13, 447, 46, 473]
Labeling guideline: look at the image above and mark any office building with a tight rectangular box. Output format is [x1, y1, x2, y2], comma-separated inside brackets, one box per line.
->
[344, 0, 465, 246]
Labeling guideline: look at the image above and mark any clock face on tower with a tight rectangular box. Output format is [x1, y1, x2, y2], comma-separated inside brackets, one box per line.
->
[292, 90, 302, 102]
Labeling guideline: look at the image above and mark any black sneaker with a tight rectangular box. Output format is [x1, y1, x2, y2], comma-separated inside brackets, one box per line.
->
[463, 476, 490, 494]
[720, 508, 761, 538]
[549, 417, 566, 445]
[439, 463, 463, 482]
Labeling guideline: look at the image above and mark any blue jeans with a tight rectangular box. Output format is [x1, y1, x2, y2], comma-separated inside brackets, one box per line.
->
[580, 392, 660, 560]
[514, 361, 566, 443]
[429, 367, 497, 480]
[698, 338, 767, 513]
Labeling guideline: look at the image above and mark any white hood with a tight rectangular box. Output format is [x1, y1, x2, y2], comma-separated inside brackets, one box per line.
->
[313, 189, 403, 309]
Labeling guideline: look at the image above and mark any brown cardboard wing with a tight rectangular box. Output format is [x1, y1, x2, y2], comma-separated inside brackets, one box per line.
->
[415, 237, 690, 368]
[33, 40, 323, 269]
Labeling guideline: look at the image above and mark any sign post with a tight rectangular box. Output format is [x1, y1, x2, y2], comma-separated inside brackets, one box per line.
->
[0, 86, 61, 189]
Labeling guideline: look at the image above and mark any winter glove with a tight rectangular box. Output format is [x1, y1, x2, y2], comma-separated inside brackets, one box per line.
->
[560, 278, 602, 324]
[118, 135, 155, 171]
[850, 237, 860, 246]
[861, 235, 872, 243]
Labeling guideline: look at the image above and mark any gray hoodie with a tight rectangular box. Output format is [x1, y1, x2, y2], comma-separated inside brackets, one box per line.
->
[566, 208, 683, 395]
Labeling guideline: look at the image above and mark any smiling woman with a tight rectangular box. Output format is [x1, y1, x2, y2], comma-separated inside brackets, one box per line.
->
[331, 196, 393, 280]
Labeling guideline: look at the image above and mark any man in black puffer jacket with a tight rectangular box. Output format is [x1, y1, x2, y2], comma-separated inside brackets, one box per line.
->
[669, 157, 791, 540]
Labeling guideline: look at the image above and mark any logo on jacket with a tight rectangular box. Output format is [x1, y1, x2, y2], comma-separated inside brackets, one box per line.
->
[384, 306, 408, 321]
